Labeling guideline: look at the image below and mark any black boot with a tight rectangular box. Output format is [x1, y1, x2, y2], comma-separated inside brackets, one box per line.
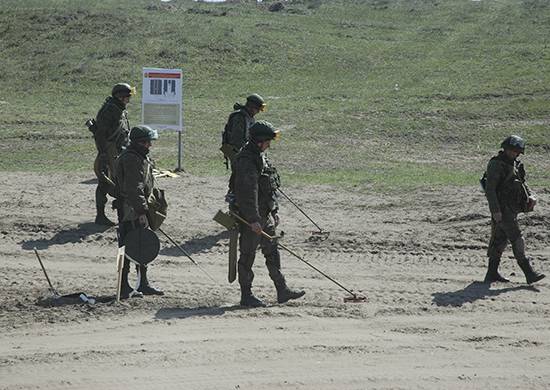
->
[95, 210, 116, 226]
[137, 265, 164, 296]
[240, 286, 266, 308]
[517, 258, 546, 284]
[512, 238, 545, 284]
[119, 266, 143, 299]
[275, 280, 305, 304]
[483, 257, 510, 283]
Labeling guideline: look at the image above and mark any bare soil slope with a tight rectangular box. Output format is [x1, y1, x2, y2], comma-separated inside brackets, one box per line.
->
[1, 172, 549, 389]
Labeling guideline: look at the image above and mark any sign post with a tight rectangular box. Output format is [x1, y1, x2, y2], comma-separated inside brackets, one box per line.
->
[142, 67, 184, 171]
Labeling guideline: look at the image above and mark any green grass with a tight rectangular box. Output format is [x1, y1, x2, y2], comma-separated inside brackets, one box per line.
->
[1, 0, 550, 190]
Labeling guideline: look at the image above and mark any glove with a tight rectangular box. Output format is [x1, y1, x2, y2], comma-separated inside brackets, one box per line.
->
[272, 213, 280, 228]
[527, 196, 537, 212]
[138, 214, 149, 228]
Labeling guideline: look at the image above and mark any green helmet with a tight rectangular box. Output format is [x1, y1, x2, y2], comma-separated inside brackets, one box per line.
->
[112, 83, 135, 97]
[246, 93, 266, 112]
[249, 120, 280, 142]
[130, 125, 159, 142]
[501, 135, 525, 154]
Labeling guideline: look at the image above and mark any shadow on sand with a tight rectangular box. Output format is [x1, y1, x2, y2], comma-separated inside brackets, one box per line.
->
[159, 230, 229, 257]
[21, 222, 114, 250]
[155, 305, 244, 320]
[80, 178, 98, 185]
[432, 281, 539, 307]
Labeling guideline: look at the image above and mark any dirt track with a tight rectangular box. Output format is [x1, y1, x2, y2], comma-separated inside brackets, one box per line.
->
[1, 172, 549, 389]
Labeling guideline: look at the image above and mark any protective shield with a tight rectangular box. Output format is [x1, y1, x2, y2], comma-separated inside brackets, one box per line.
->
[228, 228, 238, 283]
[124, 227, 160, 265]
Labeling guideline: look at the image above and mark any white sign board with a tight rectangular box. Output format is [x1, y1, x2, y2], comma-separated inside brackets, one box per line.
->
[142, 67, 183, 132]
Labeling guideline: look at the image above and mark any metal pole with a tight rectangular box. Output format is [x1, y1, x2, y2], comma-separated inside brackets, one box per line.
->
[157, 227, 217, 283]
[277, 188, 325, 233]
[176, 131, 183, 172]
[33, 247, 59, 296]
[228, 211, 358, 298]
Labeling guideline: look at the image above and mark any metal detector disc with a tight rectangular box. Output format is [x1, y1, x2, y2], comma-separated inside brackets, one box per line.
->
[124, 227, 160, 265]
[344, 294, 367, 303]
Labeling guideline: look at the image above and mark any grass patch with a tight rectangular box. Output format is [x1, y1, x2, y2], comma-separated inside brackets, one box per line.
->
[1, 0, 550, 190]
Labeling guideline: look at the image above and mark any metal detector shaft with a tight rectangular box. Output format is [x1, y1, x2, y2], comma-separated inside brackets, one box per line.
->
[33, 247, 58, 295]
[157, 227, 217, 284]
[277, 188, 324, 233]
[229, 211, 357, 297]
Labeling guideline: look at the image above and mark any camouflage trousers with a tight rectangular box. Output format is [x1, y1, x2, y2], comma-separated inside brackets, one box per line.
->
[237, 215, 285, 291]
[487, 212, 526, 261]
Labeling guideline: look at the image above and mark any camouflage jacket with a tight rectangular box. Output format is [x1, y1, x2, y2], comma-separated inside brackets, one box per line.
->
[94, 96, 130, 160]
[114, 145, 154, 222]
[221, 105, 255, 160]
[485, 151, 532, 215]
[234, 142, 280, 224]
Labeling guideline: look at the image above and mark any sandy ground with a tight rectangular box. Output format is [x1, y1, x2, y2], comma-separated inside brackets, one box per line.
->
[1, 171, 549, 389]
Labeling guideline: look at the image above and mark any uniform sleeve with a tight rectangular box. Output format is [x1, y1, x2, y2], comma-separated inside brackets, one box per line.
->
[518, 162, 533, 197]
[95, 105, 119, 154]
[235, 158, 261, 223]
[485, 159, 502, 214]
[226, 114, 247, 151]
[122, 154, 148, 216]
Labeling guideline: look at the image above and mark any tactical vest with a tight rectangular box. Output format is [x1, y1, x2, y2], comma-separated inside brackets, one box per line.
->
[485, 154, 529, 213]
[96, 97, 130, 153]
[221, 107, 255, 148]
[259, 155, 280, 213]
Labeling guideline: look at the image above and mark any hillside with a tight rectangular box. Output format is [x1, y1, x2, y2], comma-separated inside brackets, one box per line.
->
[1, 0, 549, 189]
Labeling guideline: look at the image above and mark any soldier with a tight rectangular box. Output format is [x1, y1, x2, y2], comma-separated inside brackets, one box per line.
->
[221, 94, 266, 201]
[483, 135, 545, 284]
[93, 83, 134, 226]
[114, 125, 164, 299]
[233, 120, 305, 307]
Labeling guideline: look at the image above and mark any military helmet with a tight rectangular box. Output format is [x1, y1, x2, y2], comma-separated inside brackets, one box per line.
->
[130, 125, 159, 142]
[501, 135, 525, 154]
[112, 83, 136, 97]
[249, 120, 280, 142]
[246, 93, 266, 112]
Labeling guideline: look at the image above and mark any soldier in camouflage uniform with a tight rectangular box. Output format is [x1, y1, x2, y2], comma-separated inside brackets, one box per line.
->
[483, 135, 545, 284]
[93, 83, 134, 226]
[221, 94, 266, 201]
[233, 121, 305, 307]
[114, 125, 164, 299]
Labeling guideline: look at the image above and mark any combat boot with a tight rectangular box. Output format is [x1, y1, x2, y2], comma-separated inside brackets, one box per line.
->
[119, 269, 143, 299]
[517, 258, 546, 284]
[240, 287, 266, 308]
[511, 238, 546, 284]
[483, 257, 510, 283]
[95, 210, 116, 226]
[137, 265, 164, 296]
[275, 280, 305, 304]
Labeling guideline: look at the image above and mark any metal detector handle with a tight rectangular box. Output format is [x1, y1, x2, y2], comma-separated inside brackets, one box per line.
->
[228, 211, 358, 298]
[277, 188, 324, 233]
[153, 214, 218, 284]
[33, 247, 58, 295]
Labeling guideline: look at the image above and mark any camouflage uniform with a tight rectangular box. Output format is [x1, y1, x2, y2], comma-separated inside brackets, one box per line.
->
[114, 134, 161, 298]
[94, 96, 130, 219]
[484, 150, 544, 284]
[222, 104, 256, 195]
[234, 133, 304, 306]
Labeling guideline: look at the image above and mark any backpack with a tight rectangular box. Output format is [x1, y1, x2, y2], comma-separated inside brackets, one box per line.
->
[221, 104, 248, 145]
